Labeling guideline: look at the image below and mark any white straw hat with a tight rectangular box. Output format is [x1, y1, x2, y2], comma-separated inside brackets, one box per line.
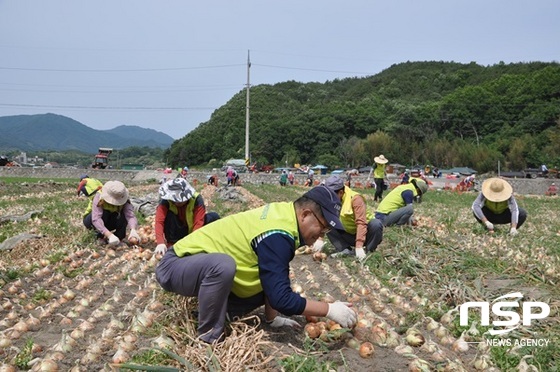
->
[101, 181, 129, 206]
[374, 154, 388, 164]
[481, 178, 513, 202]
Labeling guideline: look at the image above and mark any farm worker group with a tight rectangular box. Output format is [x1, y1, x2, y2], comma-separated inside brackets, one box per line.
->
[79, 165, 528, 345]
[155, 185, 357, 343]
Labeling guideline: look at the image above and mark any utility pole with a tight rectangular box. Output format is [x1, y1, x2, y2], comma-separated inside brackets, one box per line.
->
[244, 50, 251, 166]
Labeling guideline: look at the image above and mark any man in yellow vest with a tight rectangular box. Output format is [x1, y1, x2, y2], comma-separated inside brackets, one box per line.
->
[375, 179, 428, 226]
[317, 175, 383, 260]
[373, 154, 389, 202]
[154, 178, 220, 256]
[155, 186, 357, 344]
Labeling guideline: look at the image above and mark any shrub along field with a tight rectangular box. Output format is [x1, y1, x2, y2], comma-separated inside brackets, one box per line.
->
[0, 178, 558, 371]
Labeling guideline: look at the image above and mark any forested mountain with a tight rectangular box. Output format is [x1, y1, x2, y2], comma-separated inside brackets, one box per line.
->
[166, 61, 560, 172]
[0, 113, 174, 153]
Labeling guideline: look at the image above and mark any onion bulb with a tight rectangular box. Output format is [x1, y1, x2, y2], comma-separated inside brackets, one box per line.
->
[152, 334, 174, 349]
[304, 323, 321, 339]
[26, 314, 41, 331]
[62, 289, 76, 301]
[405, 332, 426, 347]
[30, 359, 58, 372]
[473, 355, 489, 370]
[408, 358, 431, 372]
[451, 331, 469, 353]
[112, 347, 129, 363]
[359, 342, 375, 358]
[346, 337, 361, 350]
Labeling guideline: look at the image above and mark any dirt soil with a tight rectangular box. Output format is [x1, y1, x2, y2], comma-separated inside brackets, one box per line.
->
[0, 183, 480, 371]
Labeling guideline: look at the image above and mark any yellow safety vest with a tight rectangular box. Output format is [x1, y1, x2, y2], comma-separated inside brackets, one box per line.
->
[173, 202, 300, 298]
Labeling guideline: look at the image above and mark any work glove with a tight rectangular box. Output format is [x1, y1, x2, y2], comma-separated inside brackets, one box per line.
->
[355, 247, 366, 261]
[128, 229, 140, 243]
[267, 316, 301, 329]
[107, 234, 120, 246]
[154, 244, 168, 256]
[326, 302, 357, 328]
[509, 227, 518, 236]
[312, 238, 325, 252]
[484, 221, 494, 231]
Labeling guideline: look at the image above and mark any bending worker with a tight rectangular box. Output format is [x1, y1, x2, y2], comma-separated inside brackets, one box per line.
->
[83, 180, 140, 246]
[154, 178, 219, 256]
[375, 178, 428, 226]
[77, 174, 103, 198]
[472, 177, 527, 235]
[317, 175, 383, 260]
[155, 186, 357, 344]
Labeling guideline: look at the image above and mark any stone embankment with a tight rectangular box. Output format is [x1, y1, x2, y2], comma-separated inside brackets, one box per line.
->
[0, 167, 556, 196]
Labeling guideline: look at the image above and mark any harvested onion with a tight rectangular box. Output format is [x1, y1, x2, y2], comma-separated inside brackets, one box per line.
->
[359, 341, 374, 358]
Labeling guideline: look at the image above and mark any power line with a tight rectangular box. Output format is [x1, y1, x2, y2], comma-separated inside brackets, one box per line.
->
[0, 64, 245, 73]
[0, 103, 216, 111]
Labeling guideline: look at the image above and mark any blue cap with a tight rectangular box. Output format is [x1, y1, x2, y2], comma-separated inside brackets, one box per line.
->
[303, 186, 343, 230]
[80, 174, 89, 180]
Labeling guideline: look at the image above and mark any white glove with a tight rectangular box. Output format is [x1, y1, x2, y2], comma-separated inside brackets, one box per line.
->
[484, 221, 494, 231]
[326, 302, 357, 328]
[128, 229, 140, 242]
[355, 247, 366, 260]
[268, 316, 301, 329]
[510, 227, 518, 236]
[312, 238, 325, 252]
[107, 234, 120, 246]
[155, 244, 168, 255]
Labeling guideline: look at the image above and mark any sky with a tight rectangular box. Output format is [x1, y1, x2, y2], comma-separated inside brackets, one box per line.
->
[0, 1, 558, 140]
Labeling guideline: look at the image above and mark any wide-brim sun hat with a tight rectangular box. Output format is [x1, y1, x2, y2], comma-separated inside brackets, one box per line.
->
[159, 178, 195, 203]
[374, 154, 388, 164]
[413, 179, 428, 195]
[482, 177, 513, 202]
[101, 180, 129, 206]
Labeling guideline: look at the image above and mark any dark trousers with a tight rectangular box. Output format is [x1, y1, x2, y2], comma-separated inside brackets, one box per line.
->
[83, 210, 127, 239]
[164, 212, 220, 245]
[474, 207, 527, 228]
[327, 219, 384, 253]
[374, 178, 384, 201]
[156, 249, 264, 343]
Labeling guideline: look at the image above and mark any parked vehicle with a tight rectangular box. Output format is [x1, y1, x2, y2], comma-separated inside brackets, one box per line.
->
[500, 168, 548, 179]
[92, 148, 113, 169]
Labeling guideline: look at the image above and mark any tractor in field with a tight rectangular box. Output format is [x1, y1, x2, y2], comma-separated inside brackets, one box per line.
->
[91, 148, 113, 169]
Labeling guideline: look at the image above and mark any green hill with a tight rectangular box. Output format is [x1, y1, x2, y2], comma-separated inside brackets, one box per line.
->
[166, 61, 560, 172]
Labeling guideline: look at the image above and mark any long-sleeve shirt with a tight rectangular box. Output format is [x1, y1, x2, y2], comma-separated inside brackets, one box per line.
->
[350, 195, 368, 248]
[90, 192, 138, 235]
[154, 196, 206, 245]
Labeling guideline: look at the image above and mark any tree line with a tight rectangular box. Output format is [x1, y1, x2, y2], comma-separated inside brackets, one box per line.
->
[165, 61, 560, 173]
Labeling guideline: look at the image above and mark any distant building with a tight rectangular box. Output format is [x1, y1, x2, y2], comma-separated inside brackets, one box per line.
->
[121, 163, 144, 170]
